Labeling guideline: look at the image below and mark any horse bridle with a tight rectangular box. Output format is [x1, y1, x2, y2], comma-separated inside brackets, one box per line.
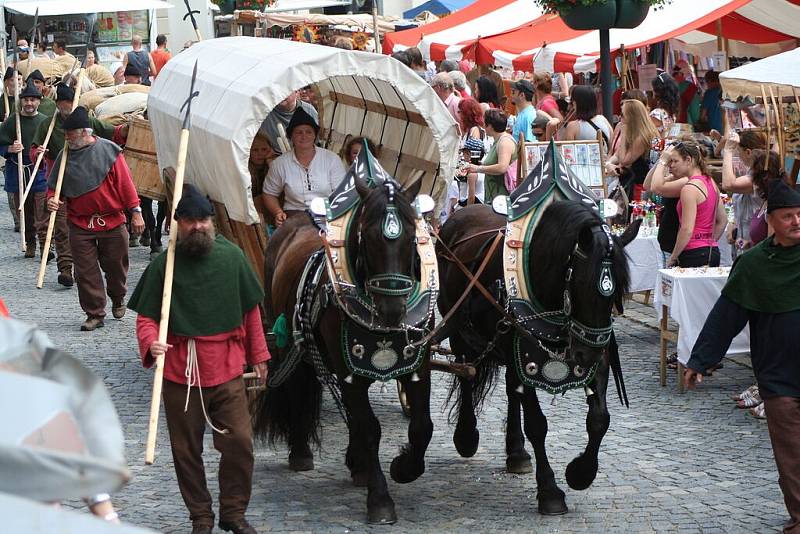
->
[540, 222, 616, 348]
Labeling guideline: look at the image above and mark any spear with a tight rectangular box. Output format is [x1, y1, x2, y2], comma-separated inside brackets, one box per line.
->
[183, 0, 203, 42]
[145, 60, 200, 465]
[11, 27, 25, 252]
[25, 8, 38, 74]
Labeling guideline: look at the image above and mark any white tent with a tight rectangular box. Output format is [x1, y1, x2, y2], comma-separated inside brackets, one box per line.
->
[720, 48, 800, 99]
[148, 37, 460, 225]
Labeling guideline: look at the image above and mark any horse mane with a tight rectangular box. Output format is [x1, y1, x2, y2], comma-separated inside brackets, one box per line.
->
[530, 201, 630, 306]
[360, 179, 417, 229]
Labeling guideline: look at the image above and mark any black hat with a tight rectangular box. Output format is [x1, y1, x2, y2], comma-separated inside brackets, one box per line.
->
[62, 106, 90, 130]
[3, 67, 14, 81]
[19, 82, 42, 99]
[26, 69, 45, 84]
[513, 79, 535, 97]
[55, 83, 75, 102]
[767, 179, 800, 213]
[175, 184, 215, 220]
[123, 64, 141, 78]
[286, 106, 319, 137]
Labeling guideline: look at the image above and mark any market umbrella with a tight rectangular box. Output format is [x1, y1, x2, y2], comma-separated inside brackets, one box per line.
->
[0, 317, 130, 502]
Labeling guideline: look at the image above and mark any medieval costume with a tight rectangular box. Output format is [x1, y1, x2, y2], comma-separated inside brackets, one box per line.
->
[688, 180, 800, 534]
[0, 82, 49, 257]
[129, 186, 269, 534]
[34, 84, 126, 287]
[2, 66, 18, 232]
[46, 106, 140, 331]
[25, 69, 56, 117]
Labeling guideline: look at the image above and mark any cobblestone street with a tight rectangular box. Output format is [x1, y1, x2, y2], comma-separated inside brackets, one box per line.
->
[0, 198, 787, 533]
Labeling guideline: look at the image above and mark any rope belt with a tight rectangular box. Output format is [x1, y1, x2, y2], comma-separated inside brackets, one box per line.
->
[87, 213, 107, 229]
[184, 339, 228, 434]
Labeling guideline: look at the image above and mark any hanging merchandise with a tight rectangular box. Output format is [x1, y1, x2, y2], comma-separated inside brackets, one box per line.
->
[293, 24, 320, 43]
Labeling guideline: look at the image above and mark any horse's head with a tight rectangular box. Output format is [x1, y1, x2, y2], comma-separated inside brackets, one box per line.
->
[530, 201, 639, 369]
[353, 174, 422, 327]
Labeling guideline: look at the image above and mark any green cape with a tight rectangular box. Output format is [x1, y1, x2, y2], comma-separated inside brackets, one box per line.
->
[128, 235, 264, 337]
[722, 236, 800, 313]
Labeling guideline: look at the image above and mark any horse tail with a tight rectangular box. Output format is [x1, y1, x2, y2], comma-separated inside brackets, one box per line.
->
[252, 359, 323, 448]
[445, 343, 501, 424]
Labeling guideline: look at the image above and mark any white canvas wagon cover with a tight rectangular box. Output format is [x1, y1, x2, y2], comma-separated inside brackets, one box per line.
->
[147, 36, 460, 224]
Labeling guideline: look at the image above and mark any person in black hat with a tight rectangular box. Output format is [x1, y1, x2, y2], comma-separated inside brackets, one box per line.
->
[32, 84, 129, 287]
[510, 79, 536, 142]
[0, 77, 49, 258]
[45, 106, 144, 331]
[685, 177, 800, 532]
[257, 90, 319, 155]
[262, 106, 345, 226]
[25, 69, 56, 117]
[128, 183, 269, 534]
[2, 66, 23, 231]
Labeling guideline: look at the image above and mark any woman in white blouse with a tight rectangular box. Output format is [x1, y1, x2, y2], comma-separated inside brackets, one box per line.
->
[262, 107, 346, 226]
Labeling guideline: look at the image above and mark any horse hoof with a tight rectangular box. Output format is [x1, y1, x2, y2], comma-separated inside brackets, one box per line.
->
[288, 454, 314, 472]
[351, 471, 369, 487]
[390, 454, 424, 484]
[565, 454, 598, 490]
[506, 454, 533, 474]
[367, 504, 397, 525]
[537, 488, 568, 515]
[453, 426, 479, 458]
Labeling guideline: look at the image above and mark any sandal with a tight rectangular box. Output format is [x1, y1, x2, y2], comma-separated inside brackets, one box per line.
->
[666, 352, 678, 370]
[749, 403, 766, 419]
[731, 384, 758, 401]
[737, 389, 762, 409]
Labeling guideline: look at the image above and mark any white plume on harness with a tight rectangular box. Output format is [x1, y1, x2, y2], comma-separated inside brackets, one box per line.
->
[184, 338, 228, 434]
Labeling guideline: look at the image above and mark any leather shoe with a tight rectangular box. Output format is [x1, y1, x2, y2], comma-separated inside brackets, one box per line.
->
[218, 518, 257, 534]
[24, 244, 35, 258]
[80, 316, 104, 331]
[57, 272, 74, 287]
[112, 301, 126, 319]
[191, 525, 213, 534]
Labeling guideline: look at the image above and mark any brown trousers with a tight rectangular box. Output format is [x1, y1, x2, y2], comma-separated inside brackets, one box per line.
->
[54, 203, 73, 275]
[764, 396, 800, 534]
[13, 191, 47, 249]
[163, 377, 254, 527]
[68, 222, 129, 318]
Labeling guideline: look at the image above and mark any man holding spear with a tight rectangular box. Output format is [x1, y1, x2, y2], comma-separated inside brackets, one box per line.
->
[45, 107, 144, 331]
[0, 82, 49, 257]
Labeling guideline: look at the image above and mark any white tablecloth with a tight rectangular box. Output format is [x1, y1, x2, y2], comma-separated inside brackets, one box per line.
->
[624, 227, 734, 294]
[655, 267, 750, 365]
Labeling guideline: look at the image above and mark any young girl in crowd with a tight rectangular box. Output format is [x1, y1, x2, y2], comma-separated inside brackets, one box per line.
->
[606, 99, 660, 201]
[650, 72, 679, 136]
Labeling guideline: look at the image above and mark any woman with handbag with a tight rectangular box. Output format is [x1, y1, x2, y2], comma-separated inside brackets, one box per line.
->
[465, 108, 516, 204]
[605, 99, 659, 201]
[457, 98, 487, 206]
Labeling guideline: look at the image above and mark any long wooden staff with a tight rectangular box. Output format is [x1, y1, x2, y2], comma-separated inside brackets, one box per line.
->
[25, 8, 39, 75]
[768, 86, 784, 162]
[183, 0, 203, 42]
[145, 60, 200, 465]
[35, 69, 86, 289]
[12, 28, 25, 252]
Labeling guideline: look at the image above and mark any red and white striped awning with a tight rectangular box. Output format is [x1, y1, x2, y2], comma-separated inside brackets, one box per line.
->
[384, 0, 800, 73]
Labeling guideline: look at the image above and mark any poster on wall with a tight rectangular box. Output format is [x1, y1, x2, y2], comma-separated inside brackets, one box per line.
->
[97, 11, 148, 43]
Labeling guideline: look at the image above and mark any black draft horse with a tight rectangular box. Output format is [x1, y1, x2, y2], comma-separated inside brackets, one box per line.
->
[436, 200, 639, 515]
[253, 175, 432, 525]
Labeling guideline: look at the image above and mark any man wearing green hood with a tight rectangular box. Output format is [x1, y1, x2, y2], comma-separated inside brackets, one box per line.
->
[129, 184, 269, 534]
[685, 179, 800, 534]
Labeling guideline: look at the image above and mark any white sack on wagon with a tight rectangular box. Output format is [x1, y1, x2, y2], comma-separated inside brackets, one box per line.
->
[95, 92, 148, 120]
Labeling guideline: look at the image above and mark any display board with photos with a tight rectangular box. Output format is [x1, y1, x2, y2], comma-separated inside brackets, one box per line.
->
[521, 138, 607, 198]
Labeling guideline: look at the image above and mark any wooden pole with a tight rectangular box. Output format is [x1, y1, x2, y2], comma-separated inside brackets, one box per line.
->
[768, 86, 784, 162]
[761, 84, 771, 151]
[145, 125, 190, 465]
[14, 60, 24, 252]
[0, 49, 9, 119]
[19, 111, 57, 206]
[372, 7, 381, 54]
[36, 69, 86, 289]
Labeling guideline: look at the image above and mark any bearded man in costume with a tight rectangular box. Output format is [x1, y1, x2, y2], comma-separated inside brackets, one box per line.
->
[128, 185, 270, 534]
[46, 106, 144, 331]
[685, 180, 800, 534]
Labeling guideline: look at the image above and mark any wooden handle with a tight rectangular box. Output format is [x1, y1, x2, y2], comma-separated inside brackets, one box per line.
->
[14, 73, 24, 252]
[145, 127, 190, 465]
[36, 69, 86, 289]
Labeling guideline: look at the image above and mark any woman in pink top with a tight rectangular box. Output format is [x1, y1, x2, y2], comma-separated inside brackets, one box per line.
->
[665, 140, 728, 267]
[533, 72, 563, 120]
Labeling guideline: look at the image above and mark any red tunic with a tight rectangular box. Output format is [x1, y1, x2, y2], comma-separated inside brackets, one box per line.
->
[47, 151, 140, 231]
[136, 306, 271, 387]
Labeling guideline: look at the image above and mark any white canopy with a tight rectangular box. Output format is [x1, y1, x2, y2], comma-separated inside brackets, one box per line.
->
[720, 48, 800, 99]
[3, 0, 173, 16]
[148, 37, 460, 225]
[261, 0, 351, 13]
